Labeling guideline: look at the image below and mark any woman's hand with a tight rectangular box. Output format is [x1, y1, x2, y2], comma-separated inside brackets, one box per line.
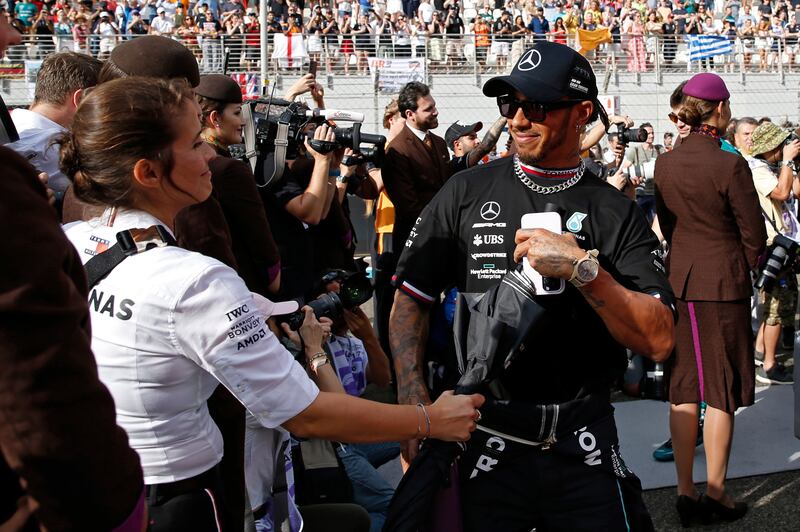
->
[427, 391, 485, 441]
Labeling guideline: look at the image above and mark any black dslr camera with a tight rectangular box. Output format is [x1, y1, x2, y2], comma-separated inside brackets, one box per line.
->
[237, 98, 386, 187]
[754, 234, 800, 293]
[783, 132, 800, 168]
[284, 270, 374, 330]
[617, 124, 648, 144]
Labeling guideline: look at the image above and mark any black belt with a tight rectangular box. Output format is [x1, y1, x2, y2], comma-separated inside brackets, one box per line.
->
[145, 465, 221, 505]
[476, 392, 614, 447]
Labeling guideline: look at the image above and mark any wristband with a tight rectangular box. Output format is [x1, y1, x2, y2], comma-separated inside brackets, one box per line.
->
[328, 169, 341, 178]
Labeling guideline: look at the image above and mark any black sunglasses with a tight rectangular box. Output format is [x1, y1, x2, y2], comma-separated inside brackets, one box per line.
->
[497, 95, 584, 122]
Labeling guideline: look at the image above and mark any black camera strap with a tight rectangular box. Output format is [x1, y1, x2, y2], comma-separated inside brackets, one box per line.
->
[84, 225, 176, 288]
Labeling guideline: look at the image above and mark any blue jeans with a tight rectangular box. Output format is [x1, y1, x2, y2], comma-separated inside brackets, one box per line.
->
[337, 441, 400, 532]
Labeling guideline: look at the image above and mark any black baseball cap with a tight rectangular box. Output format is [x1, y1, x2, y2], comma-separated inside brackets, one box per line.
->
[445, 121, 483, 150]
[483, 41, 608, 126]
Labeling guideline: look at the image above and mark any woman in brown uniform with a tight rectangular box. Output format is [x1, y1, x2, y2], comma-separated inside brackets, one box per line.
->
[654, 73, 766, 526]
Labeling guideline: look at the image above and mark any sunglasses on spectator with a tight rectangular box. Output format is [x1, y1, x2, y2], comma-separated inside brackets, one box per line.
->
[497, 95, 583, 122]
[668, 112, 681, 124]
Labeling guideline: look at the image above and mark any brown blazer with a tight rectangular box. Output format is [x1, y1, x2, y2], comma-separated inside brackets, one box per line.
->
[0, 147, 143, 530]
[381, 125, 453, 255]
[654, 133, 767, 301]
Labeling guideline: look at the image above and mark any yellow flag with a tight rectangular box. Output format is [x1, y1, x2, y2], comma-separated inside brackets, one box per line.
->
[576, 27, 612, 55]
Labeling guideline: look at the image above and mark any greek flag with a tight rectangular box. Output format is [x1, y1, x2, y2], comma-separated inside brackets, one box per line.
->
[686, 35, 733, 61]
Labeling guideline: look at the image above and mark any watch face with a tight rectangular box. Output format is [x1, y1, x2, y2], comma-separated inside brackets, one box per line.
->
[577, 259, 599, 282]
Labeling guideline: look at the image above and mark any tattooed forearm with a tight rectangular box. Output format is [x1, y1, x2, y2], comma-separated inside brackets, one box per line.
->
[389, 291, 432, 405]
[579, 285, 606, 309]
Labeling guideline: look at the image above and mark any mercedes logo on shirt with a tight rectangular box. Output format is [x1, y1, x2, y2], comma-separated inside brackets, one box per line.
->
[480, 201, 501, 221]
[516, 49, 542, 71]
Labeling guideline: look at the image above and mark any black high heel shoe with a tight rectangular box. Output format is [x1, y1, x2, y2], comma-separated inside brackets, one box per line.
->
[700, 494, 748, 522]
[676, 495, 710, 528]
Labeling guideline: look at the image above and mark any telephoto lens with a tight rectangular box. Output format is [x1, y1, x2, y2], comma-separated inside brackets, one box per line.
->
[285, 292, 344, 330]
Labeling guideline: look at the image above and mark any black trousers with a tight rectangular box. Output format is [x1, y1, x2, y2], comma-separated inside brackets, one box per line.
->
[147, 466, 228, 532]
[458, 430, 654, 532]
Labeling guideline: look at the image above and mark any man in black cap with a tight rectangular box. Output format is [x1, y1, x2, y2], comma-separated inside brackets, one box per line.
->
[389, 41, 676, 530]
[444, 118, 506, 163]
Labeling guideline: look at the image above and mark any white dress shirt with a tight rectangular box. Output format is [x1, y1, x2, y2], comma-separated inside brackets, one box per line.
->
[8, 109, 69, 194]
[64, 208, 319, 485]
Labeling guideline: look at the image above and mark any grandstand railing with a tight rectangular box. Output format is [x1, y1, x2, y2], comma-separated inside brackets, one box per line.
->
[3, 32, 800, 81]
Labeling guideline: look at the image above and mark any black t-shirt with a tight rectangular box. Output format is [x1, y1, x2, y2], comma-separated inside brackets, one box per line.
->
[262, 164, 315, 300]
[394, 157, 674, 403]
[445, 15, 464, 34]
[786, 23, 800, 45]
[493, 19, 513, 41]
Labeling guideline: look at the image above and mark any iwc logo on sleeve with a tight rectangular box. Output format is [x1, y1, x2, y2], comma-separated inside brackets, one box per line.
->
[566, 212, 588, 233]
[480, 201, 501, 221]
[516, 49, 542, 71]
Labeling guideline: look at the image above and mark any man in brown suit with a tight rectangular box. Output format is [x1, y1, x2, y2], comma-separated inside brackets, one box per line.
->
[382, 82, 453, 255]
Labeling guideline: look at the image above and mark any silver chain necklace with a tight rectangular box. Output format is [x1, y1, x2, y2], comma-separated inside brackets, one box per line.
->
[513, 155, 585, 195]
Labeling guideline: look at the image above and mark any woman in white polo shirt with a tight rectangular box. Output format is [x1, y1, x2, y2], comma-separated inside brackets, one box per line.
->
[60, 77, 483, 532]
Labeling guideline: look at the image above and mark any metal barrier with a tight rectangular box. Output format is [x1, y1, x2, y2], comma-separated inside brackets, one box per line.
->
[5, 32, 800, 77]
[3, 33, 800, 133]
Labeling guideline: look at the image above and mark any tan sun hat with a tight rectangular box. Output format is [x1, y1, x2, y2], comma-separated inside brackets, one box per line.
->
[750, 122, 790, 157]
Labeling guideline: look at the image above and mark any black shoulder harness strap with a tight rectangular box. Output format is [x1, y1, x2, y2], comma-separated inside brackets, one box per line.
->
[84, 225, 176, 289]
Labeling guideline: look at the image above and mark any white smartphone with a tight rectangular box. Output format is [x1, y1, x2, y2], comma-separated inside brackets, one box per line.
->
[520, 212, 565, 295]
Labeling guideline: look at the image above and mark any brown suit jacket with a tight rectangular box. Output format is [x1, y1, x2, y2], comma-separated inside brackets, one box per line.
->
[0, 147, 143, 530]
[382, 125, 453, 255]
[655, 134, 766, 301]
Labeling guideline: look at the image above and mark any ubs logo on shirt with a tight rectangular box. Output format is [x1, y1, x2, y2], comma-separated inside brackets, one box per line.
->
[473, 234, 504, 246]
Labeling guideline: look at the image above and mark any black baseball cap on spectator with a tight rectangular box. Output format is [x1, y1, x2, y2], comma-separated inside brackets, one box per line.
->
[483, 41, 609, 127]
[445, 121, 483, 150]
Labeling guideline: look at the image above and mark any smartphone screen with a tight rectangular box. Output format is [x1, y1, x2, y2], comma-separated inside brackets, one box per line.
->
[308, 59, 318, 78]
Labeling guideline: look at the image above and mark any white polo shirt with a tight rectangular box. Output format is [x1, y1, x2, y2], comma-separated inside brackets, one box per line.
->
[64, 208, 319, 485]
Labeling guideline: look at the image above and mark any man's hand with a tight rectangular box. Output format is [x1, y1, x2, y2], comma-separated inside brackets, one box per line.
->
[343, 306, 374, 340]
[38, 172, 55, 207]
[629, 174, 644, 186]
[284, 73, 316, 101]
[607, 169, 629, 191]
[304, 124, 337, 163]
[513, 229, 585, 279]
[782, 139, 800, 162]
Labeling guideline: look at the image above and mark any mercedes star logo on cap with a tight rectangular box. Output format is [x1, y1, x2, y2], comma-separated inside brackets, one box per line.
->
[516, 49, 542, 72]
[480, 201, 501, 221]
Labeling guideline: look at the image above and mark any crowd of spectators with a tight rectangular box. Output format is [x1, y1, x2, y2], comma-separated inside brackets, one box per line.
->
[8, 0, 800, 73]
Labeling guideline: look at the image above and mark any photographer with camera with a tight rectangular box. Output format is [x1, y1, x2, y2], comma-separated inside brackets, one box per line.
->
[281, 270, 395, 532]
[623, 121, 663, 223]
[747, 121, 800, 385]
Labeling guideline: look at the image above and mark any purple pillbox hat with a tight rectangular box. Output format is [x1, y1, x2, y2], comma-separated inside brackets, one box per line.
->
[683, 73, 730, 101]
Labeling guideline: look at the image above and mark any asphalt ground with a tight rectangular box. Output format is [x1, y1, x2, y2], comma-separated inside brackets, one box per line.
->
[360, 298, 800, 530]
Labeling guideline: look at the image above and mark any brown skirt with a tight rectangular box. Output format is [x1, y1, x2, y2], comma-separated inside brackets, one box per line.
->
[667, 299, 755, 413]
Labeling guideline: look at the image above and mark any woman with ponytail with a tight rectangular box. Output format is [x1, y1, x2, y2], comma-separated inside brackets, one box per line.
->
[60, 76, 483, 532]
[654, 73, 766, 527]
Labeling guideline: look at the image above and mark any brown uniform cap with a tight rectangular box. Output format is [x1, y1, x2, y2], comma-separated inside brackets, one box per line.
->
[195, 74, 243, 104]
[108, 36, 200, 87]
